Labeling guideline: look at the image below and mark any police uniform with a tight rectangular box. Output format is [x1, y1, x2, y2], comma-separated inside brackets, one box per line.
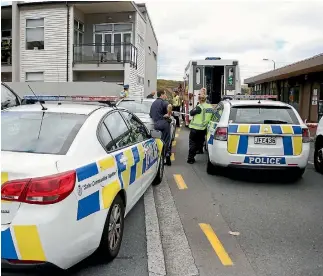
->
[173, 94, 181, 127]
[150, 98, 172, 165]
[188, 102, 213, 164]
[120, 85, 129, 98]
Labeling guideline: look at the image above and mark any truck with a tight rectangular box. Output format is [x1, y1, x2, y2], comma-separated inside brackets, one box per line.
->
[182, 57, 241, 126]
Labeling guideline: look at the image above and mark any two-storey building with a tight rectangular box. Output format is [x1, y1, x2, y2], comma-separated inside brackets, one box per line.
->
[1, 1, 158, 98]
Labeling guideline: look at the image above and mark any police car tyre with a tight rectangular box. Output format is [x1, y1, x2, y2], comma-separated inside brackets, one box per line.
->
[314, 140, 323, 174]
[152, 149, 164, 186]
[96, 194, 125, 262]
[288, 168, 305, 182]
[207, 154, 220, 175]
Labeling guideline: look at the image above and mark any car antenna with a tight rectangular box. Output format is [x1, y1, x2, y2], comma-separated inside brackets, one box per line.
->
[27, 84, 47, 110]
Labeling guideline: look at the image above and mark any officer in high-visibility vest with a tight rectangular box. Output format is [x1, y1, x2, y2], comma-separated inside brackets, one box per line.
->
[172, 91, 181, 127]
[187, 89, 213, 164]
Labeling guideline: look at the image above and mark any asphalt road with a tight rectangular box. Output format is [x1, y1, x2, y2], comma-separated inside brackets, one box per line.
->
[165, 125, 323, 276]
[3, 124, 323, 276]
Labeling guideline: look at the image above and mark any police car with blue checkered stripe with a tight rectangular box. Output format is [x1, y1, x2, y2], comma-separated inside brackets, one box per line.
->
[1, 95, 164, 270]
[206, 95, 310, 180]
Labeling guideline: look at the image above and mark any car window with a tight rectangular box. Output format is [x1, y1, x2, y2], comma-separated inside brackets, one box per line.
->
[121, 111, 150, 143]
[118, 101, 150, 114]
[229, 106, 299, 125]
[1, 111, 87, 154]
[1, 84, 18, 110]
[104, 111, 134, 149]
[211, 104, 224, 123]
[98, 124, 116, 152]
[142, 101, 153, 111]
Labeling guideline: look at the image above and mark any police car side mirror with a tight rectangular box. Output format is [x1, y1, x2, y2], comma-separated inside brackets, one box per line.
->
[150, 129, 162, 139]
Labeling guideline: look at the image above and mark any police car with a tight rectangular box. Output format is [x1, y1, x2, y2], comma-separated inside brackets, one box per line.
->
[1, 95, 164, 270]
[314, 116, 323, 174]
[117, 98, 177, 141]
[206, 96, 310, 180]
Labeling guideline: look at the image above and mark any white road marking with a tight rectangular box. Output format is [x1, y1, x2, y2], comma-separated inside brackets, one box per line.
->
[308, 161, 314, 165]
[144, 186, 166, 276]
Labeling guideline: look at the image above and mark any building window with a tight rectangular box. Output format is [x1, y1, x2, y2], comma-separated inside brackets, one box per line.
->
[26, 18, 44, 50]
[26, 72, 44, 82]
[74, 19, 84, 46]
[137, 75, 144, 85]
[138, 35, 144, 46]
[148, 46, 151, 54]
[148, 80, 150, 87]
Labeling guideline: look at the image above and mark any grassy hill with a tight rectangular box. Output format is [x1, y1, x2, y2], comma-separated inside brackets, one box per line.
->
[157, 79, 182, 91]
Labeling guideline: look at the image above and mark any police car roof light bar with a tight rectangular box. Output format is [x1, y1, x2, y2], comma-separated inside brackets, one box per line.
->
[23, 95, 120, 102]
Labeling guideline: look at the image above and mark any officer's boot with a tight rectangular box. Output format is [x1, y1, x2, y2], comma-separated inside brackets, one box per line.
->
[165, 155, 172, 166]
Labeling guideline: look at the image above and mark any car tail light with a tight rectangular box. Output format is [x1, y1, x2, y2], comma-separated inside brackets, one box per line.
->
[302, 128, 310, 143]
[1, 171, 76, 205]
[215, 127, 228, 141]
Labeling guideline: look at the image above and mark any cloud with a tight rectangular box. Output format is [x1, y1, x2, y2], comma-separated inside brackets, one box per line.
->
[145, 0, 323, 82]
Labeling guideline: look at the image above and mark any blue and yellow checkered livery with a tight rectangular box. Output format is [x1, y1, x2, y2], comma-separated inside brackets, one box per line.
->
[75, 138, 162, 221]
[227, 124, 303, 156]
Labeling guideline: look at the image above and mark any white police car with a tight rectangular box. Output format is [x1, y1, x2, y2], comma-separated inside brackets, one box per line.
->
[206, 97, 310, 180]
[314, 116, 323, 174]
[1, 95, 164, 270]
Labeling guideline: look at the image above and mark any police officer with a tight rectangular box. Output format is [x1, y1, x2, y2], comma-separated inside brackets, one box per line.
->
[172, 91, 181, 127]
[120, 84, 129, 98]
[150, 90, 172, 166]
[187, 89, 213, 164]
[147, 91, 156, 99]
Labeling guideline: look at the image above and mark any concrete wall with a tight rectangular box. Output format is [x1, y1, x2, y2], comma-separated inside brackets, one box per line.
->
[19, 5, 68, 82]
[5, 82, 122, 98]
[143, 13, 158, 97]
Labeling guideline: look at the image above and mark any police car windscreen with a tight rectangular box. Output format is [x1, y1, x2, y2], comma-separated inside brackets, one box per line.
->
[1, 111, 87, 154]
[229, 105, 299, 125]
[118, 101, 150, 114]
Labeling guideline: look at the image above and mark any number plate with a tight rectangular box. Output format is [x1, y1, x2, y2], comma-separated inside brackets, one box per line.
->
[254, 136, 276, 145]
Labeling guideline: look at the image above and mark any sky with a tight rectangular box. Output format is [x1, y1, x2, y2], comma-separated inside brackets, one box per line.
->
[145, 0, 323, 82]
[2, 0, 323, 83]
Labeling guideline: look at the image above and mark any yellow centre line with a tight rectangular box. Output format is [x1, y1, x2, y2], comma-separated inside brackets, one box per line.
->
[199, 223, 233, 266]
[170, 153, 175, 161]
[175, 133, 179, 138]
[173, 174, 187, 190]
[172, 141, 176, 147]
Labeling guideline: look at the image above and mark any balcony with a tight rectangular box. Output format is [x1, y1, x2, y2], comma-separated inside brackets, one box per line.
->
[1, 40, 12, 72]
[73, 43, 137, 71]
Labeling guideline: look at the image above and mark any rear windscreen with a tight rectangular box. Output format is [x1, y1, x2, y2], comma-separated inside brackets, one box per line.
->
[229, 106, 299, 125]
[1, 111, 87, 154]
[118, 101, 150, 114]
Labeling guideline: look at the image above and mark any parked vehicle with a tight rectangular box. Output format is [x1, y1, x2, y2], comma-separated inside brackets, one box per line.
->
[117, 98, 177, 141]
[1, 95, 165, 270]
[206, 97, 310, 181]
[314, 116, 323, 174]
[1, 82, 21, 110]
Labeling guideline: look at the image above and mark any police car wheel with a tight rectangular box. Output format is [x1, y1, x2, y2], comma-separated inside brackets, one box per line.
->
[153, 150, 165, 186]
[314, 137, 323, 174]
[206, 154, 220, 175]
[96, 194, 125, 262]
[286, 168, 305, 182]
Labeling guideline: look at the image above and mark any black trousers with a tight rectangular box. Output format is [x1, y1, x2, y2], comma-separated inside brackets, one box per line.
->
[154, 120, 171, 157]
[188, 128, 206, 160]
[173, 106, 180, 127]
